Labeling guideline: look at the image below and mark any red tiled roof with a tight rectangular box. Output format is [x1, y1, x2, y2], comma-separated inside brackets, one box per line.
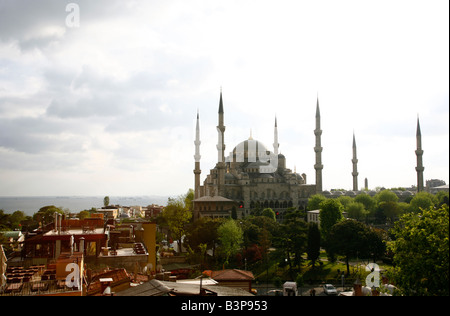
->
[205, 269, 254, 281]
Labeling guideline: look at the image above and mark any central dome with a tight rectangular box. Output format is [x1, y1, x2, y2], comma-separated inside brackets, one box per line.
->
[230, 139, 271, 164]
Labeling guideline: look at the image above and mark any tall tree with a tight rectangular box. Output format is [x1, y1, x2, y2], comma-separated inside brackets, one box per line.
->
[408, 192, 436, 213]
[217, 219, 243, 268]
[346, 201, 369, 221]
[162, 191, 193, 253]
[354, 193, 377, 215]
[307, 194, 327, 211]
[184, 217, 222, 257]
[388, 205, 449, 296]
[103, 196, 110, 207]
[319, 199, 344, 243]
[306, 222, 321, 268]
[375, 189, 399, 204]
[327, 219, 371, 275]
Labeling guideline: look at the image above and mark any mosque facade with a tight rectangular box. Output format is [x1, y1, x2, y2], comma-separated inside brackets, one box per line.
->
[192, 91, 426, 220]
[193, 91, 321, 220]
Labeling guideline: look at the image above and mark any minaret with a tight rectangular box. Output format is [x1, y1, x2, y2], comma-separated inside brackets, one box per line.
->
[352, 132, 359, 191]
[194, 110, 201, 199]
[216, 89, 226, 196]
[314, 97, 323, 193]
[217, 89, 226, 163]
[415, 116, 425, 192]
[273, 116, 279, 156]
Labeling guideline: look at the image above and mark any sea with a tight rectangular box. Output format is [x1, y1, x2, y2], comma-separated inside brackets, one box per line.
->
[0, 195, 169, 216]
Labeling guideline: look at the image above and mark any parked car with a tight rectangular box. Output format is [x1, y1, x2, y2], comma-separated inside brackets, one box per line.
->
[267, 289, 283, 296]
[323, 284, 338, 295]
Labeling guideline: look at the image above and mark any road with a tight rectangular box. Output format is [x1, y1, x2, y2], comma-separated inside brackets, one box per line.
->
[254, 284, 344, 296]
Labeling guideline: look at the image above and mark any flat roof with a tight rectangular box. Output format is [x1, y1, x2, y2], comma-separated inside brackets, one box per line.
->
[44, 228, 105, 236]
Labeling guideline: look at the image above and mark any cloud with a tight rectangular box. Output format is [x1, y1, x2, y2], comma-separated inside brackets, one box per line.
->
[0, 0, 448, 196]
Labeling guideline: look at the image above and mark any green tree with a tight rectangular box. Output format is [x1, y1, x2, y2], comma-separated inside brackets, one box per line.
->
[261, 208, 276, 221]
[217, 219, 243, 267]
[378, 201, 402, 223]
[327, 219, 371, 275]
[306, 222, 321, 268]
[346, 201, 368, 221]
[408, 192, 436, 213]
[184, 217, 222, 258]
[184, 189, 195, 212]
[388, 205, 449, 296]
[307, 194, 327, 211]
[33, 206, 64, 226]
[354, 193, 377, 217]
[363, 227, 387, 263]
[78, 210, 90, 220]
[435, 191, 449, 208]
[336, 196, 353, 210]
[375, 189, 399, 204]
[319, 199, 344, 242]
[103, 196, 110, 207]
[0, 209, 9, 230]
[162, 191, 193, 253]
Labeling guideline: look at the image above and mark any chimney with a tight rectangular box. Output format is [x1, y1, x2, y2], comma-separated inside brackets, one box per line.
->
[54, 212, 58, 233]
[80, 237, 85, 255]
[353, 278, 362, 296]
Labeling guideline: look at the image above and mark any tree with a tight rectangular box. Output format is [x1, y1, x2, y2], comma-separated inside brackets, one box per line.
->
[306, 222, 321, 268]
[363, 227, 387, 263]
[33, 206, 64, 226]
[162, 191, 193, 253]
[184, 217, 222, 258]
[184, 189, 195, 212]
[346, 201, 368, 221]
[103, 196, 110, 207]
[336, 196, 353, 210]
[307, 194, 327, 211]
[435, 191, 449, 208]
[217, 219, 243, 267]
[388, 205, 449, 296]
[408, 192, 436, 213]
[354, 193, 377, 213]
[375, 189, 399, 204]
[319, 199, 344, 242]
[273, 217, 308, 278]
[0, 210, 27, 231]
[261, 208, 276, 221]
[78, 210, 90, 220]
[327, 219, 371, 275]
[378, 201, 402, 223]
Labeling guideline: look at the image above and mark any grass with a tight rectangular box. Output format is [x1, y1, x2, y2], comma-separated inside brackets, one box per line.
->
[254, 251, 391, 287]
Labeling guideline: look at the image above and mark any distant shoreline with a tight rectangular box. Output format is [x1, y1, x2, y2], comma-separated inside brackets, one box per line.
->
[0, 195, 169, 216]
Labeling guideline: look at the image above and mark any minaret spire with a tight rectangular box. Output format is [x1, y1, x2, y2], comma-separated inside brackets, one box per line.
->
[194, 110, 202, 199]
[273, 116, 279, 156]
[216, 89, 226, 196]
[352, 132, 359, 191]
[314, 96, 323, 193]
[217, 89, 226, 163]
[415, 116, 425, 192]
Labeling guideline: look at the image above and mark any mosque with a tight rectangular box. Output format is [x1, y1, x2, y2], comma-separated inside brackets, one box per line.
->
[192, 90, 425, 220]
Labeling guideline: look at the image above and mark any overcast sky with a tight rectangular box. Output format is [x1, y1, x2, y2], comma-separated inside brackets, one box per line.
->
[0, 0, 448, 197]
